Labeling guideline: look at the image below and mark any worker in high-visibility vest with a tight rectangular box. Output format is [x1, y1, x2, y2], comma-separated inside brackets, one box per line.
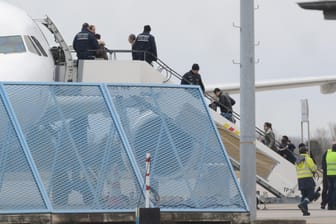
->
[296, 143, 317, 216]
[326, 142, 336, 210]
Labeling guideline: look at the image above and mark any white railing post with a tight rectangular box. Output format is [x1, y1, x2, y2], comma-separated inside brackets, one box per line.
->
[145, 153, 151, 208]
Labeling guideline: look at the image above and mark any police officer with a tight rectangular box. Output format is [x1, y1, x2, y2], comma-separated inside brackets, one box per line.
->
[296, 143, 317, 216]
[73, 23, 99, 60]
[181, 63, 205, 93]
[326, 142, 336, 210]
[133, 25, 157, 64]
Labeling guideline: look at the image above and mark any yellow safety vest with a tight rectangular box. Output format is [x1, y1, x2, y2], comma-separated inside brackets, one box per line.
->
[326, 149, 336, 176]
[296, 153, 316, 179]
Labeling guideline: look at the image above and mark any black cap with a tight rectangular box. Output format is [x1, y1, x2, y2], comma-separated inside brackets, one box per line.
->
[82, 22, 89, 29]
[332, 141, 336, 151]
[192, 63, 200, 71]
[282, 135, 289, 141]
[299, 143, 307, 153]
[144, 25, 151, 32]
[213, 88, 221, 94]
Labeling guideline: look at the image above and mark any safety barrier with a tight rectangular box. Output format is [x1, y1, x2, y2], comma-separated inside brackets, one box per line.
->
[0, 82, 247, 214]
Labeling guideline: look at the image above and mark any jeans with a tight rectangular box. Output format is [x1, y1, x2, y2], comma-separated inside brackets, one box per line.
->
[220, 112, 235, 123]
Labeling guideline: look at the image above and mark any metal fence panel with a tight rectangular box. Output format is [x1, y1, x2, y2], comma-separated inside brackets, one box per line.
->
[0, 89, 47, 212]
[0, 83, 247, 213]
[3, 84, 144, 212]
[107, 85, 247, 211]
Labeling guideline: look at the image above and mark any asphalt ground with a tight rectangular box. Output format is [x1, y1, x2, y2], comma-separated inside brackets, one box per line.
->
[256, 201, 336, 224]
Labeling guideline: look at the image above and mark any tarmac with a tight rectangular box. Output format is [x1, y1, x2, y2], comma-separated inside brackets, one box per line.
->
[256, 201, 336, 224]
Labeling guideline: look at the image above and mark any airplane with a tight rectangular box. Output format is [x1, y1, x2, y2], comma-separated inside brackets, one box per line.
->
[1, 0, 335, 214]
[1, 0, 336, 93]
[298, 0, 336, 20]
[205, 75, 336, 96]
[3, 0, 336, 144]
[0, 0, 54, 82]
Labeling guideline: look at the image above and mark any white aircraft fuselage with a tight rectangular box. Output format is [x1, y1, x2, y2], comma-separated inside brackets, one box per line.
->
[2, 0, 336, 95]
[0, 0, 54, 82]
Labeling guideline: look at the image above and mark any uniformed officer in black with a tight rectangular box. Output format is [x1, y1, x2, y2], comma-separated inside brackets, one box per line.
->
[133, 25, 157, 64]
[73, 23, 99, 60]
[181, 63, 205, 93]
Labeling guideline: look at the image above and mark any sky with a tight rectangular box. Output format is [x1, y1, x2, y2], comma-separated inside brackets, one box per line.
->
[5, 0, 336, 140]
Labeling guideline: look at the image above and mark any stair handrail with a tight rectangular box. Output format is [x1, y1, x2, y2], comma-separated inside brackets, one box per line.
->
[104, 49, 297, 157]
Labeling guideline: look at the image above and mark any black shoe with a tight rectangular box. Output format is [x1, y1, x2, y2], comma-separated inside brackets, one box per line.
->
[303, 212, 311, 216]
[298, 203, 308, 214]
[321, 203, 326, 209]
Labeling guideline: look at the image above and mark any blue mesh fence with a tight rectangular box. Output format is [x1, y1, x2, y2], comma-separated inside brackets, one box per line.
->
[107, 85, 247, 211]
[3, 84, 144, 212]
[0, 82, 247, 213]
[0, 87, 47, 212]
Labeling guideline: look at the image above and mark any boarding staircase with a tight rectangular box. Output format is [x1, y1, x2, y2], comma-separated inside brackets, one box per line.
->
[135, 51, 300, 198]
[41, 16, 299, 198]
[39, 16, 76, 81]
[71, 51, 300, 198]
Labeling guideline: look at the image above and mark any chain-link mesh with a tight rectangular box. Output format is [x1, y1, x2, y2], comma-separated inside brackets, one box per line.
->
[107, 85, 247, 211]
[0, 92, 47, 212]
[0, 83, 247, 213]
[4, 84, 144, 212]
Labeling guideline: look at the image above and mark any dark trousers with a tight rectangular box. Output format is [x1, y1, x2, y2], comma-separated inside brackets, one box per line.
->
[299, 187, 314, 213]
[321, 175, 328, 207]
[300, 187, 315, 202]
[220, 112, 234, 123]
[327, 176, 336, 210]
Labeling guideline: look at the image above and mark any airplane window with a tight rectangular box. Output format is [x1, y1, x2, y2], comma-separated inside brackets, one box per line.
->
[31, 36, 48, 57]
[24, 35, 41, 56]
[0, 35, 26, 54]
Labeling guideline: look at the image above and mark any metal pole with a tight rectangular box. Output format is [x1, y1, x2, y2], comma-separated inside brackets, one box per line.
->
[240, 0, 256, 220]
[308, 121, 311, 155]
[301, 122, 304, 143]
[300, 99, 310, 151]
